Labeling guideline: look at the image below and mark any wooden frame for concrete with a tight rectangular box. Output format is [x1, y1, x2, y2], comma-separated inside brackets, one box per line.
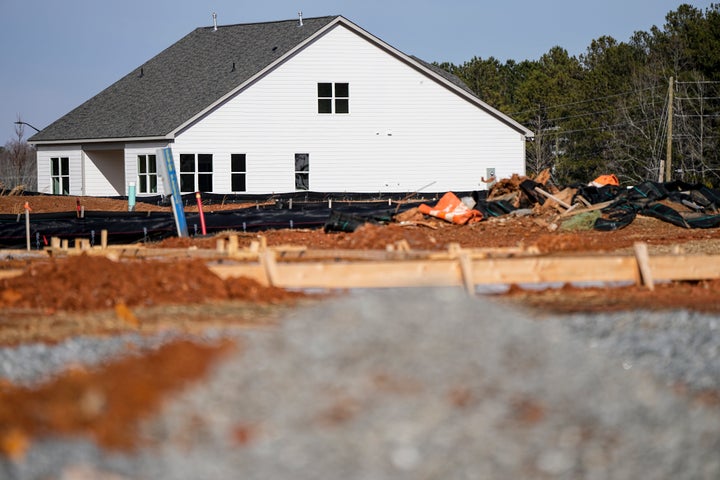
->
[206, 251, 720, 290]
[3, 237, 720, 292]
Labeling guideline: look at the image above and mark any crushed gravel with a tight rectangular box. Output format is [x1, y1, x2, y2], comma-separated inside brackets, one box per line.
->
[2, 288, 719, 479]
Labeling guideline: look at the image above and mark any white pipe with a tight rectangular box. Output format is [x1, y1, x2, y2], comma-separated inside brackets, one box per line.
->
[25, 204, 30, 251]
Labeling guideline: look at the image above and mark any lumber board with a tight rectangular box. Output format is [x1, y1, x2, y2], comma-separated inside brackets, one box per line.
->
[649, 256, 720, 281]
[3, 247, 720, 290]
[208, 254, 720, 289]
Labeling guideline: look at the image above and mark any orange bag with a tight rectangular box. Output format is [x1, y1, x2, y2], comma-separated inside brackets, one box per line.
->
[418, 192, 483, 225]
[590, 174, 620, 187]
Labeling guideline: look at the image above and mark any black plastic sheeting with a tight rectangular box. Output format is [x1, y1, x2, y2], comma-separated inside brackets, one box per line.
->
[0, 199, 420, 249]
[3, 183, 719, 248]
[582, 181, 720, 231]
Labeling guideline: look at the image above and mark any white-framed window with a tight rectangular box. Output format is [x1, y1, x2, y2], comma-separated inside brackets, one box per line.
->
[179, 153, 213, 193]
[231, 154, 247, 192]
[50, 157, 69, 195]
[137, 154, 157, 193]
[295, 153, 309, 190]
[317, 82, 349, 114]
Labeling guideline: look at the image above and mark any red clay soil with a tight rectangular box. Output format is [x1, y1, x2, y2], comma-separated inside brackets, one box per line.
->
[152, 215, 720, 254]
[0, 255, 304, 312]
[500, 279, 720, 314]
[0, 339, 235, 459]
[0, 193, 261, 215]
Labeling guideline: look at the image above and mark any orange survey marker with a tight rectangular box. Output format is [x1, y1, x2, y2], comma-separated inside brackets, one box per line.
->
[418, 192, 483, 225]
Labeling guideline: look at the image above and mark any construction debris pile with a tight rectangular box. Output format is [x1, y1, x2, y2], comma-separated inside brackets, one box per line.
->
[390, 171, 720, 232]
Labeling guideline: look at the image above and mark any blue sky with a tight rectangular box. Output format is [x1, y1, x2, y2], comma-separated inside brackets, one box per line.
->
[0, 0, 714, 144]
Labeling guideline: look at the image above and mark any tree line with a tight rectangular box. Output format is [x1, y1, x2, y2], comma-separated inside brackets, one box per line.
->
[0, 119, 36, 193]
[438, 3, 720, 187]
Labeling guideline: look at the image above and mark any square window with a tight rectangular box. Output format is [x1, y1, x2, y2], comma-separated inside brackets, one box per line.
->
[317, 82, 349, 114]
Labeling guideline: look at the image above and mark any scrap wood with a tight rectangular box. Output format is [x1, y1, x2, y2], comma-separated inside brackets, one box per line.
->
[559, 200, 615, 218]
[534, 187, 572, 210]
[533, 168, 552, 186]
[398, 220, 440, 230]
[488, 174, 525, 200]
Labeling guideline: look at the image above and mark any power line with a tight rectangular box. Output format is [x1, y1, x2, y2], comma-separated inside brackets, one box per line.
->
[543, 99, 666, 124]
[675, 80, 720, 84]
[507, 86, 660, 117]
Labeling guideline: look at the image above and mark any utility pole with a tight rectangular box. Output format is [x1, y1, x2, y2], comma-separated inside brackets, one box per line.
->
[664, 76, 674, 182]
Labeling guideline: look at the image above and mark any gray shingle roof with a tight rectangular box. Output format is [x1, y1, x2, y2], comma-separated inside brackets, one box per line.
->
[31, 16, 339, 142]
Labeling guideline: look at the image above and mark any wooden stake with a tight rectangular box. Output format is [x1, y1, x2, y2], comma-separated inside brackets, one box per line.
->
[227, 235, 239, 255]
[261, 249, 279, 286]
[457, 251, 475, 295]
[101, 230, 108, 250]
[633, 242, 655, 290]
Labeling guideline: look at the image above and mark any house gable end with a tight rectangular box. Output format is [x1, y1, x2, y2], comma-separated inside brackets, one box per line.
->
[173, 16, 532, 140]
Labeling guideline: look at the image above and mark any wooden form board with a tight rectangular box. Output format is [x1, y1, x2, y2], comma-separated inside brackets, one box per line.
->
[5, 239, 720, 291]
[207, 253, 720, 289]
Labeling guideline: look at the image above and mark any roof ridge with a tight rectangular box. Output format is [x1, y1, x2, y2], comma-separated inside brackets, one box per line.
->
[203, 15, 340, 30]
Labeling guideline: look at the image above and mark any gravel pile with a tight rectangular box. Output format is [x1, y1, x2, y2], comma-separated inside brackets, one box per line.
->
[2, 288, 719, 479]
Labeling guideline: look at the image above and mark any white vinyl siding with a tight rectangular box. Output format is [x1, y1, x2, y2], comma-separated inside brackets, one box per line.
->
[173, 24, 525, 194]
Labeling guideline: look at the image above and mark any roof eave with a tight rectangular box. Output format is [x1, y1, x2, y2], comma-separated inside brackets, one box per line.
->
[30, 134, 173, 147]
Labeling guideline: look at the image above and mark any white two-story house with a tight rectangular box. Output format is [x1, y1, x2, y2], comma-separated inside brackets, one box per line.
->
[30, 15, 532, 197]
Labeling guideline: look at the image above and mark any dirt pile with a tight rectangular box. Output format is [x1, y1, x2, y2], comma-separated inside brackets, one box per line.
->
[0, 255, 304, 312]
